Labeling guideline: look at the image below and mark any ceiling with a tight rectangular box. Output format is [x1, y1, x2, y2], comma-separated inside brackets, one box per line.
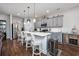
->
[0, 3, 79, 18]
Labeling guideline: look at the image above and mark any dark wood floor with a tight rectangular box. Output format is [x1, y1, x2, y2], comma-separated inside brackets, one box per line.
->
[2, 40, 32, 56]
[1, 39, 79, 56]
[1, 39, 46, 56]
[58, 44, 79, 56]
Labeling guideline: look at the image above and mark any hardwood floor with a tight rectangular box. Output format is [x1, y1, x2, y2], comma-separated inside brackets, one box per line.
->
[1, 39, 46, 56]
[2, 40, 32, 56]
[1, 39, 79, 56]
[58, 44, 79, 56]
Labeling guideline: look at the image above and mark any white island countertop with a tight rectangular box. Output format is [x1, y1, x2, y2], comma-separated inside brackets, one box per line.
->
[23, 31, 51, 36]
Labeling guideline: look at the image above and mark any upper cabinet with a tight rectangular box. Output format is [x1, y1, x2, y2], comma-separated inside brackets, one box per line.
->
[47, 19, 52, 28]
[51, 15, 63, 28]
[53, 16, 57, 27]
[35, 19, 41, 28]
[35, 15, 63, 28]
[57, 15, 63, 27]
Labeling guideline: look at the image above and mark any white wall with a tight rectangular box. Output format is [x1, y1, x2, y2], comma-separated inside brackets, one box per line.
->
[62, 7, 79, 33]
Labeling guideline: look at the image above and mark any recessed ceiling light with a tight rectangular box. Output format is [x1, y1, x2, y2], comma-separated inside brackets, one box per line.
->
[46, 10, 50, 13]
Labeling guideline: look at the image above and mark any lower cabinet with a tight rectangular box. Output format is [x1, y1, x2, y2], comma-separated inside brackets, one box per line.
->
[62, 33, 79, 47]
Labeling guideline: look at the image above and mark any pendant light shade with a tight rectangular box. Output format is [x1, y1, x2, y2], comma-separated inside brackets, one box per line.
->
[27, 6, 31, 23]
[56, 8, 61, 16]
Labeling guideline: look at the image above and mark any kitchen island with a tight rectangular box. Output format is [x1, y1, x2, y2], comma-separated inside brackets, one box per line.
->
[23, 31, 51, 55]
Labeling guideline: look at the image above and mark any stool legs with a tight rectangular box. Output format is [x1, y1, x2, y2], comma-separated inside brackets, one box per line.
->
[21, 40, 23, 46]
[26, 41, 28, 51]
[32, 45, 41, 56]
[32, 46, 34, 56]
[26, 41, 32, 51]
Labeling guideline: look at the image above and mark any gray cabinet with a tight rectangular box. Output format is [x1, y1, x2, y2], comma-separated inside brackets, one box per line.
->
[52, 15, 63, 27]
[38, 21, 41, 28]
[47, 19, 52, 28]
[53, 17, 57, 27]
[35, 19, 41, 28]
[57, 15, 63, 27]
[35, 15, 63, 28]
[41, 19, 48, 25]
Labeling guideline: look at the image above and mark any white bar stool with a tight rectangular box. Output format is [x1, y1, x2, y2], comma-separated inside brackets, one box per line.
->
[17, 32, 21, 42]
[31, 34, 42, 56]
[20, 32, 25, 46]
[25, 33, 32, 51]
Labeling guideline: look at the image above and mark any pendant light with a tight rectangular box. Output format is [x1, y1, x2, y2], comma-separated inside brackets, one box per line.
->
[56, 8, 61, 17]
[27, 6, 31, 23]
[33, 3, 36, 23]
[24, 10, 27, 24]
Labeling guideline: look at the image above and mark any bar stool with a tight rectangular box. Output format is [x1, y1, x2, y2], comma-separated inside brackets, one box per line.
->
[17, 32, 21, 42]
[31, 34, 42, 56]
[20, 32, 25, 46]
[25, 33, 32, 51]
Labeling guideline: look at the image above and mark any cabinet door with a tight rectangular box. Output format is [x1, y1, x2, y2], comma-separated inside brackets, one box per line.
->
[41, 19, 43, 24]
[47, 19, 52, 28]
[36, 21, 40, 28]
[41, 19, 48, 28]
[57, 16, 63, 27]
[36, 19, 42, 28]
[63, 34, 69, 44]
[52, 17, 57, 27]
[38, 21, 41, 28]
[42, 19, 47, 24]
[35, 21, 38, 28]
